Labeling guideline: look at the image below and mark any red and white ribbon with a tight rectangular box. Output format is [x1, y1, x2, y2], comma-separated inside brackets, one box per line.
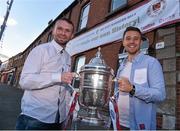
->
[63, 91, 79, 130]
[109, 96, 121, 130]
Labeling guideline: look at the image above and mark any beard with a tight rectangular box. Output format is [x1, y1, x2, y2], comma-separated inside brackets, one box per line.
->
[54, 38, 68, 47]
[128, 50, 139, 55]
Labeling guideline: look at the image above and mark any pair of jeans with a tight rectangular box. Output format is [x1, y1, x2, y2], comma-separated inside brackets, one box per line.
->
[15, 114, 63, 130]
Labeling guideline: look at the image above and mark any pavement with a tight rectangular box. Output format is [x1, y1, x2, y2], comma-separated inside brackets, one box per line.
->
[0, 83, 23, 130]
[0, 83, 111, 130]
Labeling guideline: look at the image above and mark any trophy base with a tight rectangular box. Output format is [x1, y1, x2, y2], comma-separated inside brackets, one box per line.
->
[71, 107, 111, 130]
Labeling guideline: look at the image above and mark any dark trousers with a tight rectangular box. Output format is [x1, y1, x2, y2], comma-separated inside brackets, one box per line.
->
[15, 114, 63, 130]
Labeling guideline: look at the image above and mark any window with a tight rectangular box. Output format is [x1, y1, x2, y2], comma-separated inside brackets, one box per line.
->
[73, 55, 86, 89]
[74, 55, 86, 73]
[78, 3, 90, 30]
[47, 32, 53, 42]
[140, 36, 149, 54]
[111, 0, 127, 12]
[38, 40, 42, 46]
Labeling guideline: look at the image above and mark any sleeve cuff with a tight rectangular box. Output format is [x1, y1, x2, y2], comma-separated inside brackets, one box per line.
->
[52, 73, 61, 82]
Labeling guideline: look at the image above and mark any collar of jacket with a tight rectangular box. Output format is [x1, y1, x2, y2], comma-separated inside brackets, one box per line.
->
[122, 52, 144, 65]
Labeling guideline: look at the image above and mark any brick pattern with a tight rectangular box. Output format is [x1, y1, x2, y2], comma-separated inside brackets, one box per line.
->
[176, 25, 180, 129]
[176, 26, 180, 53]
[177, 58, 180, 71]
[155, 27, 177, 129]
[128, 0, 142, 6]
[177, 83, 180, 129]
[88, 0, 110, 28]
[157, 114, 163, 129]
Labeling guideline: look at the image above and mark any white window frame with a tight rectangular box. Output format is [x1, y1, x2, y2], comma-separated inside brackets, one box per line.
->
[78, 3, 90, 30]
[72, 55, 86, 89]
[74, 55, 86, 74]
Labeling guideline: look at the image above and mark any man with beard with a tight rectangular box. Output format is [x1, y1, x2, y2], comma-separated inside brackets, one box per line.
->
[16, 18, 75, 130]
[114, 26, 166, 130]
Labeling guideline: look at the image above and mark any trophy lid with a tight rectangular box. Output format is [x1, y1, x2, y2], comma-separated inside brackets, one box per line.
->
[89, 47, 106, 66]
[80, 47, 114, 75]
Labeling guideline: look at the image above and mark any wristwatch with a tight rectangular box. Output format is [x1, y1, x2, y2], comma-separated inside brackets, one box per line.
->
[130, 85, 135, 96]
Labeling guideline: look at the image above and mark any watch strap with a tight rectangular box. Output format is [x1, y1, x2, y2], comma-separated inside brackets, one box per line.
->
[130, 85, 135, 96]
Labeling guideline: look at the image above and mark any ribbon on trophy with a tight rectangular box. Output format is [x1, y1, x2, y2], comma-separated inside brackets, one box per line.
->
[109, 92, 121, 130]
[63, 89, 79, 130]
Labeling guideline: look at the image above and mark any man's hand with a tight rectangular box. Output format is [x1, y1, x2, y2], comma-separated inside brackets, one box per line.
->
[61, 72, 75, 84]
[118, 77, 133, 93]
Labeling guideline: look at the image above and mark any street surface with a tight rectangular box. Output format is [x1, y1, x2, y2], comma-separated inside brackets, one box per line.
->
[0, 83, 23, 130]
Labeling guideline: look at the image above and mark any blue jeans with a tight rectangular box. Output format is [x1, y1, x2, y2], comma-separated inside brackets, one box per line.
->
[15, 114, 63, 130]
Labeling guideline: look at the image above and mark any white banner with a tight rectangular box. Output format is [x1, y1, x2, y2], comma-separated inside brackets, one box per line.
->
[66, 0, 180, 56]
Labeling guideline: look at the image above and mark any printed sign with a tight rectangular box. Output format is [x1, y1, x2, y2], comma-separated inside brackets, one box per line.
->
[66, 0, 180, 56]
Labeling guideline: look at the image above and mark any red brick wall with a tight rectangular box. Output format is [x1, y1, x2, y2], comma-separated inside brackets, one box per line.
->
[177, 83, 180, 129]
[128, 0, 143, 6]
[70, 0, 145, 33]
[72, 41, 122, 73]
[70, 2, 81, 32]
[88, 0, 110, 27]
[71, 0, 109, 32]
[157, 114, 163, 129]
[176, 25, 180, 129]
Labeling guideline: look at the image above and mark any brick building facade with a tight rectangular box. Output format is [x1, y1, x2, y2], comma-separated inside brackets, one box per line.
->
[1, 0, 179, 129]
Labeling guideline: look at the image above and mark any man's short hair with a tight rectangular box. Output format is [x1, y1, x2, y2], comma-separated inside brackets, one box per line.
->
[123, 26, 142, 39]
[56, 18, 74, 32]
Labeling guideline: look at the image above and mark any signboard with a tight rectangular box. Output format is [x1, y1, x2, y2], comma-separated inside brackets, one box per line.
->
[155, 41, 165, 49]
[66, 0, 180, 56]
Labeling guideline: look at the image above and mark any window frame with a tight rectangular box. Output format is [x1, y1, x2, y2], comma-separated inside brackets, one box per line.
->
[73, 55, 86, 74]
[72, 55, 86, 89]
[78, 3, 90, 31]
[47, 32, 53, 42]
[110, 0, 127, 12]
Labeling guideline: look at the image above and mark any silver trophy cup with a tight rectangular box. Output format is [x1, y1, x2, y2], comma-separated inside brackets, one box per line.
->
[76, 47, 114, 129]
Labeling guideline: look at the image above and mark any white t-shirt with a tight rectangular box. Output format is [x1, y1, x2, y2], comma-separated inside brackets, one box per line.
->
[117, 61, 132, 128]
